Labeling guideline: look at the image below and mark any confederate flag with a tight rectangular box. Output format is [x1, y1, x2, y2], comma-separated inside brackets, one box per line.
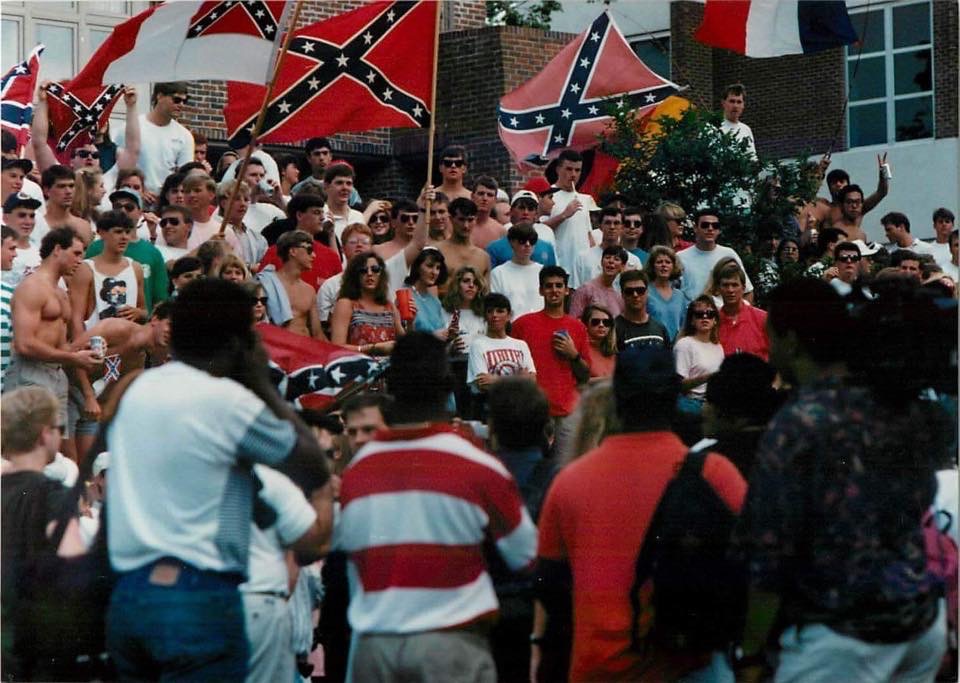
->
[1, 45, 44, 149]
[70, 1, 286, 89]
[224, 0, 437, 146]
[498, 11, 681, 166]
[44, 81, 124, 161]
[258, 323, 382, 411]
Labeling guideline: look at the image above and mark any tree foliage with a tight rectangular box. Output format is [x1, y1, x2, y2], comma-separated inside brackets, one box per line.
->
[602, 103, 821, 251]
[486, 1, 563, 30]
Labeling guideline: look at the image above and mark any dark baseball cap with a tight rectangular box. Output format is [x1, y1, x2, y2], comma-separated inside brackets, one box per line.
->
[109, 188, 142, 209]
[3, 191, 42, 213]
[2, 157, 33, 174]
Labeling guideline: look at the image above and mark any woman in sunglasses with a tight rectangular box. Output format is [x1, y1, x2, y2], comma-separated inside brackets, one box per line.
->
[673, 296, 724, 416]
[366, 207, 393, 245]
[580, 304, 617, 381]
[330, 251, 403, 355]
[244, 281, 269, 325]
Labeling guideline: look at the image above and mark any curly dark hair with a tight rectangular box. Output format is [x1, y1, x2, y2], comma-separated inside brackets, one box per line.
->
[338, 251, 388, 305]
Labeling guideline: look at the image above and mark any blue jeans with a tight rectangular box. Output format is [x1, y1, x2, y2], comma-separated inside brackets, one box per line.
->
[107, 559, 248, 682]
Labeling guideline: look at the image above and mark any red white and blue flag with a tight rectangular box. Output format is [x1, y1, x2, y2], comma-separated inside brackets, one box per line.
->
[498, 11, 680, 166]
[1, 45, 44, 149]
[44, 81, 124, 161]
[70, 1, 286, 88]
[224, 0, 437, 146]
[695, 0, 858, 58]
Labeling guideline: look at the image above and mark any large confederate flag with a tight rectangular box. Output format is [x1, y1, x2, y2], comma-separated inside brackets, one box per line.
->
[224, 0, 437, 146]
[44, 81, 124, 161]
[1, 45, 44, 149]
[498, 11, 681, 166]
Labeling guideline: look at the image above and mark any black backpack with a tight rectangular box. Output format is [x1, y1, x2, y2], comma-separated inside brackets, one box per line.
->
[629, 447, 746, 655]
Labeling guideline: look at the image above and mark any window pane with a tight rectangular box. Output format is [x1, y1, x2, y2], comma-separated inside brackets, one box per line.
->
[2, 19, 20, 74]
[88, 1, 128, 14]
[848, 56, 885, 101]
[893, 3, 930, 48]
[631, 37, 670, 79]
[848, 9, 884, 54]
[89, 28, 111, 55]
[894, 49, 932, 95]
[895, 96, 933, 142]
[35, 24, 75, 81]
[849, 103, 887, 148]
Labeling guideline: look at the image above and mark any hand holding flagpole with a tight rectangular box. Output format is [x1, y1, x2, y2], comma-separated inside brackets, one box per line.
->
[422, 1, 442, 226]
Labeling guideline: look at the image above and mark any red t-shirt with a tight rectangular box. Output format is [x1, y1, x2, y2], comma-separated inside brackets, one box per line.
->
[718, 303, 769, 360]
[538, 432, 747, 682]
[258, 240, 341, 291]
[511, 310, 591, 417]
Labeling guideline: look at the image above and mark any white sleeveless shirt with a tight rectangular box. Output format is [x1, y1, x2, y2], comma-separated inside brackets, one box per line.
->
[83, 257, 138, 328]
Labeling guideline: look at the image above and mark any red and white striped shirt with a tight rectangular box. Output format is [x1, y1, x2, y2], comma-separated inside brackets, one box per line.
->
[335, 424, 538, 634]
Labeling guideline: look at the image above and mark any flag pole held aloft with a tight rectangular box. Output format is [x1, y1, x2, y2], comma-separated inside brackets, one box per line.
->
[423, 0, 442, 225]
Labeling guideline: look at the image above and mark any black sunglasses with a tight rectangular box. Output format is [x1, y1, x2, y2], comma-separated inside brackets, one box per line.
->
[170, 95, 188, 105]
[361, 265, 383, 275]
[159, 217, 182, 227]
[398, 214, 418, 224]
[74, 149, 100, 159]
[836, 254, 861, 263]
[698, 221, 721, 230]
[514, 237, 537, 246]
[255, 296, 269, 305]
[441, 159, 464, 168]
[297, 244, 314, 254]
[623, 286, 647, 296]
[369, 214, 389, 224]
[693, 309, 717, 319]
[589, 318, 611, 327]
[623, 219, 643, 228]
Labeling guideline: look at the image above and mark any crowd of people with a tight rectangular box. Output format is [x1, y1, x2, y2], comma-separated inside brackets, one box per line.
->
[0, 79, 957, 683]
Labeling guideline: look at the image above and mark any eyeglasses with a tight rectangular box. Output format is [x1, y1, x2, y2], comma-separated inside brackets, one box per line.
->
[345, 238, 372, 247]
[170, 95, 188, 105]
[623, 286, 648, 297]
[114, 203, 138, 213]
[697, 221, 720, 231]
[441, 158, 464, 168]
[255, 297, 269, 305]
[589, 318, 612, 327]
[693, 309, 717, 319]
[73, 150, 100, 160]
[398, 214, 418, 224]
[369, 214, 389, 224]
[297, 244, 314, 254]
[159, 217, 182, 227]
[361, 264, 383, 275]
[623, 219, 643, 228]
[836, 254, 861, 263]
[514, 237, 537, 246]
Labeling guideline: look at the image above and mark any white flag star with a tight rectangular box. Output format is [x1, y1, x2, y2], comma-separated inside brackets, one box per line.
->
[617, 98, 626, 108]
[561, 109, 571, 119]
[579, 57, 590, 69]
[307, 77, 320, 90]
[645, 93, 657, 103]
[590, 31, 600, 42]
[570, 83, 580, 94]
[85, 115, 93, 121]
[255, 9, 264, 18]
[210, 11, 217, 18]
[265, 25, 274, 34]
[383, 88, 393, 101]
[14, 66, 26, 74]
[336, 54, 349, 67]
[509, 117, 519, 127]
[366, 71, 376, 83]
[363, 32, 373, 45]
[412, 104, 423, 117]
[535, 114, 545, 124]
[554, 134, 565, 143]
[387, 9, 396, 21]
[94, 103, 104, 111]
[277, 101, 291, 114]
[302, 41, 315, 54]
[588, 105, 599, 115]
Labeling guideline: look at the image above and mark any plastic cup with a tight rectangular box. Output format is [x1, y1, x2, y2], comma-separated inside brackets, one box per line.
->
[396, 289, 415, 323]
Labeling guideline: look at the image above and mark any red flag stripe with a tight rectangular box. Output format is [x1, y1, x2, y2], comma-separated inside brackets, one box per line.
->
[694, 0, 752, 55]
[351, 543, 486, 592]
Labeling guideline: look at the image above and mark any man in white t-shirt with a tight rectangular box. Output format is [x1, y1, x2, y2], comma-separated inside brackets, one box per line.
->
[570, 206, 641, 288]
[231, 157, 286, 236]
[156, 205, 191, 265]
[2, 192, 42, 285]
[719, 83, 756, 159]
[678, 209, 753, 301]
[467, 292, 536, 392]
[324, 163, 364, 241]
[116, 82, 194, 199]
[545, 149, 598, 272]
[927, 208, 954, 270]
[882, 211, 936, 258]
[183, 174, 240, 252]
[489, 223, 544, 320]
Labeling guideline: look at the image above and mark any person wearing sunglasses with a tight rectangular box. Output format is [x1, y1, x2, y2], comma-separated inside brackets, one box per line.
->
[245, 281, 269, 325]
[614, 270, 669, 352]
[715, 260, 769, 360]
[436, 144, 472, 202]
[156, 205, 191, 265]
[580, 304, 617, 381]
[678, 208, 753, 304]
[673, 296, 724, 416]
[569, 245, 626, 320]
[829, 241, 874, 298]
[330, 251, 403, 356]
[366, 206, 393, 244]
[570, 206, 641, 289]
[316, 223, 374, 326]
[257, 231, 324, 340]
[487, 190, 557, 270]
[489, 223, 544, 320]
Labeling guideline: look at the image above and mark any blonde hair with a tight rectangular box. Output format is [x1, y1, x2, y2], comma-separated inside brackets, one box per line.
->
[71, 167, 103, 221]
[217, 254, 250, 280]
[1, 386, 60, 454]
[442, 266, 487, 316]
[565, 380, 620, 462]
[644, 245, 683, 281]
[656, 201, 686, 222]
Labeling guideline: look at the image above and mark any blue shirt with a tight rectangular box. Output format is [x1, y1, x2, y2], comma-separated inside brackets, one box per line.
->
[628, 247, 649, 266]
[487, 237, 557, 269]
[647, 284, 689, 342]
[411, 289, 446, 333]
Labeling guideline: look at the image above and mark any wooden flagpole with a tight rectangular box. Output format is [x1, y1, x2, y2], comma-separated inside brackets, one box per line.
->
[220, 0, 305, 235]
[422, 0, 443, 224]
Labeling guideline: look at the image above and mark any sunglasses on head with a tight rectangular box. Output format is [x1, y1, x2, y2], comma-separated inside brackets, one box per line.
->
[398, 214, 418, 224]
[159, 217, 182, 227]
[836, 254, 861, 263]
[361, 264, 383, 274]
[74, 149, 100, 159]
[693, 309, 717, 319]
[589, 318, 611, 327]
[441, 158, 464, 168]
[255, 296, 269, 305]
[623, 285, 647, 296]
[170, 95, 188, 105]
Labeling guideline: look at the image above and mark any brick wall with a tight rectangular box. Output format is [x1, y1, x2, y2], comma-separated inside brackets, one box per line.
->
[934, 0, 959, 139]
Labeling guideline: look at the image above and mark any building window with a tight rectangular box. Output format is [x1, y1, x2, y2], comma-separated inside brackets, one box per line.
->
[2, 18, 21, 72]
[629, 34, 671, 80]
[846, 1, 933, 148]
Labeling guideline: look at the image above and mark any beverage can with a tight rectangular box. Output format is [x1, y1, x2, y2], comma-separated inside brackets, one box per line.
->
[881, 163, 892, 180]
[395, 289, 415, 323]
[89, 336, 107, 360]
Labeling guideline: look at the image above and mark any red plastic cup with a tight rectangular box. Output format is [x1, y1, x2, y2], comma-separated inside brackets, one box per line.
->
[395, 289, 415, 323]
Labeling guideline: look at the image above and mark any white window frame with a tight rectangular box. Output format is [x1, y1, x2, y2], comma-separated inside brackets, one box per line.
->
[846, 0, 935, 148]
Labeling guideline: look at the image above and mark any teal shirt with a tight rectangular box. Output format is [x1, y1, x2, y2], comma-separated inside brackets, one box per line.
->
[85, 238, 169, 314]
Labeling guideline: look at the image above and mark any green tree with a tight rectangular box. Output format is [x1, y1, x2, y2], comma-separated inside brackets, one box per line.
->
[486, 1, 562, 30]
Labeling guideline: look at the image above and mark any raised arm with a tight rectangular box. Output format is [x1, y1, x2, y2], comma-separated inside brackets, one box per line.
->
[401, 186, 432, 266]
[30, 83, 60, 173]
[115, 87, 141, 170]
[862, 152, 890, 215]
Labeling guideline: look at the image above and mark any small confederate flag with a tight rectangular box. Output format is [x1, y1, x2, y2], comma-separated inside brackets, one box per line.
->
[44, 81, 124, 162]
[258, 323, 382, 410]
[498, 11, 681, 166]
[1, 45, 44, 149]
[70, 1, 285, 89]
[224, 0, 437, 146]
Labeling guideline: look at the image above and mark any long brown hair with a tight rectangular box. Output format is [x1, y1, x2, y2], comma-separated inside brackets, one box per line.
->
[442, 266, 487, 316]
[580, 304, 617, 356]
[338, 251, 388, 304]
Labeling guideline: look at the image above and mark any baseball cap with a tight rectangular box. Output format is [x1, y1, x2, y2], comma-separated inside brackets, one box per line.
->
[510, 190, 539, 206]
[523, 177, 558, 196]
[92, 451, 110, 478]
[3, 191, 42, 213]
[2, 157, 33, 174]
[851, 239, 881, 257]
[109, 187, 142, 209]
[614, 346, 680, 403]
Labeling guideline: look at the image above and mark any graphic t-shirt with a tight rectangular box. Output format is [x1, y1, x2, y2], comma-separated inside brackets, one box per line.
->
[467, 335, 536, 387]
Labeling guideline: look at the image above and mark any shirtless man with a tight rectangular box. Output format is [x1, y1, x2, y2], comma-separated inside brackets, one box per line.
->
[9, 227, 102, 458]
[68, 304, 170, 457]
[37, 165, 93, 246]
[471, 176, 506, 249]
[832, 185, 870, 243]
[438, 197, 490, 296]
[374, 199, 421, 262]
[70, 210, 146, 341]
[804, 154, 890, 236]
[436, 145, 473, 202]
[274, 230, 324, 339]
[424, 191, 451, 246]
